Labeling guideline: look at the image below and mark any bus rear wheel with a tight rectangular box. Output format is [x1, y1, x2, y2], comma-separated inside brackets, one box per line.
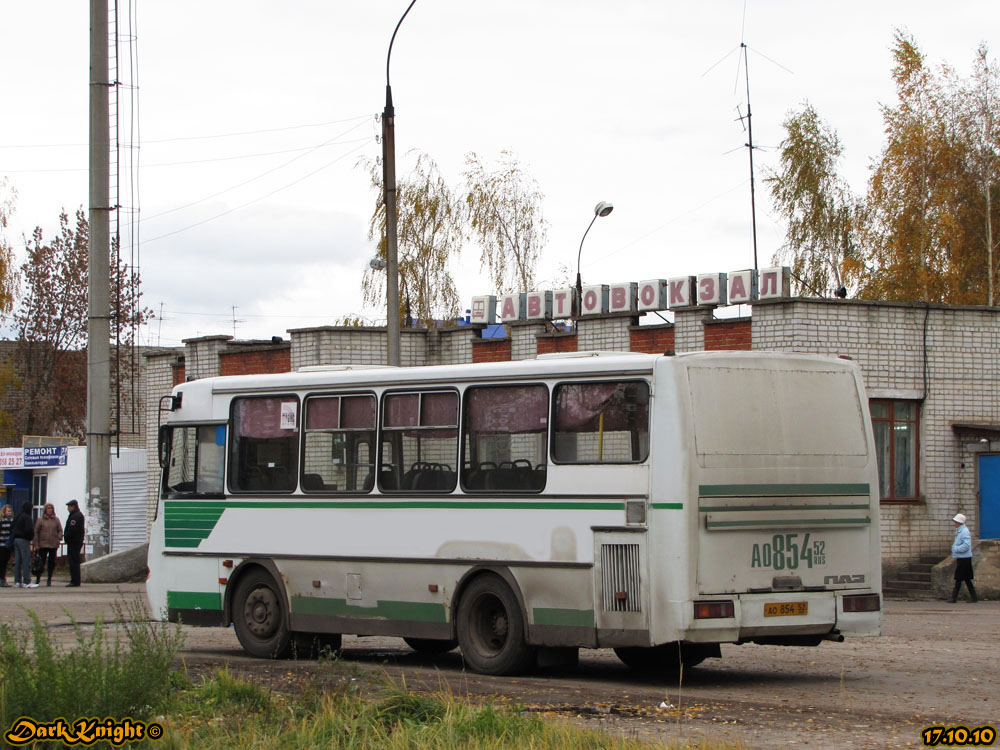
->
[233, 569, 292, 659]
[403, 637, 458, 653]
[456, 575, 535, 675]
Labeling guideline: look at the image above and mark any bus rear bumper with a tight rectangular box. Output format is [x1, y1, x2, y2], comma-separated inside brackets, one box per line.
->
[680, 591, 882, 643]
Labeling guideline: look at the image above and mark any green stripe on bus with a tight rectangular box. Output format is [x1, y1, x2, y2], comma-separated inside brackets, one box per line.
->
[290, 596, 446, 623]
[164, 539, 204, 548]
[699, 503, 871, 512]
[706, 517, 871, 528]
[698, 483, 871, 497]
[167, 590, 222, 611]
[650, 503, 683, 510]
[533, 607, 595, 628]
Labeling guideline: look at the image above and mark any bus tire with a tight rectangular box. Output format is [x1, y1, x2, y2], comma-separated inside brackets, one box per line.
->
[456, 575, 535, 675]
[232, 568, 293, 659]
[403, 637, 458, 654]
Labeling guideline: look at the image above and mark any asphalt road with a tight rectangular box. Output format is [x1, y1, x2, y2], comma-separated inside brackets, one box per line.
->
[3, 583, 997, 749]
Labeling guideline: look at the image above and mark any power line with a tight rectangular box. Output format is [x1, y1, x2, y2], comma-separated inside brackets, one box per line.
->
[140, 138, 372, 244]
[141, 118, 374, 222]
[0, 114, 374, 149]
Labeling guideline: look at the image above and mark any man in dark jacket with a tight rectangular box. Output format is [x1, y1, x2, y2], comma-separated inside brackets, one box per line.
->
[64, 499, 85, 587]
[12, 502, 35, 588]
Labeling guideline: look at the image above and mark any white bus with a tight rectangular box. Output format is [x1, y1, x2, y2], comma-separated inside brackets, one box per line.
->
[146, 350, 882, 675]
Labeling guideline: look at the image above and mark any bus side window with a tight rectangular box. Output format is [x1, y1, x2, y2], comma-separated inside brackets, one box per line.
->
[380, 391, 458, 493]
[303, 394, 376, 493]
[552, 380, 650, 464]
[229, 396, 299, 494]
[461, 385, 548, 493]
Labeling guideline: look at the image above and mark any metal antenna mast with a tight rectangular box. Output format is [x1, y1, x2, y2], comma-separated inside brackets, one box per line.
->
[736, 42, 760, 271]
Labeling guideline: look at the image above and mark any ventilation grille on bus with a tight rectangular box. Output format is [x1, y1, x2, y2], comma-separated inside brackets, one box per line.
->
[601, 543, 641, 612]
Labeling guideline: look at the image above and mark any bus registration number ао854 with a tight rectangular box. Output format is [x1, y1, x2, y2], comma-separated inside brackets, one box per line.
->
[764, 602, 808, 617]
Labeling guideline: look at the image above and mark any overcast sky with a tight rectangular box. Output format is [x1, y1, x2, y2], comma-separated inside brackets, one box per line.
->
[1, 1, 998, 347]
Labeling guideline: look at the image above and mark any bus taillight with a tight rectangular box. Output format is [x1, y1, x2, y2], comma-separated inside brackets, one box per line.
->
[842, 594, 880, 612]
[694, 600, 735, 619]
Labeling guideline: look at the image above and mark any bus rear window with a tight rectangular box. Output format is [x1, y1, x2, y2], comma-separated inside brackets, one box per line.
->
[552, 381, 649, 463]
[229, 396, 299, 493]
[163, 425, 225, 497]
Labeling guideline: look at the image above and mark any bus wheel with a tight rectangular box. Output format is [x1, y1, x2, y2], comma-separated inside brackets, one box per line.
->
[233, 569, 292, 659]
[456, 575, 535, 675]
[403, 637, 458, 654]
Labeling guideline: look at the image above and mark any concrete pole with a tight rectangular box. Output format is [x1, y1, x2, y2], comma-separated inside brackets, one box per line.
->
[383, 87, 401, 367]
[88, 0, 112, 557]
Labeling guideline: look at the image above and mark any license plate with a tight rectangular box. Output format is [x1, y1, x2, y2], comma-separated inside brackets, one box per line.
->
[764, 601, 808, 617]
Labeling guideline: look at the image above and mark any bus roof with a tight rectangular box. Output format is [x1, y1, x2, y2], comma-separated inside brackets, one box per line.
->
[168, 350, 858, 399]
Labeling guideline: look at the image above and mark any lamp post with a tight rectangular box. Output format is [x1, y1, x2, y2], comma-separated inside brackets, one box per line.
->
[382, 0, 417, 366]
[575, 201, 614, 316]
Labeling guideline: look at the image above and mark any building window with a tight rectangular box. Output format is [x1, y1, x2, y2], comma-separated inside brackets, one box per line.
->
[870, 400, 919, 501]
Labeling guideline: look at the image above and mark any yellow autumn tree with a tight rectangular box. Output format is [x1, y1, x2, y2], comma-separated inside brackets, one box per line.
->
[858, 31, 1000, 304]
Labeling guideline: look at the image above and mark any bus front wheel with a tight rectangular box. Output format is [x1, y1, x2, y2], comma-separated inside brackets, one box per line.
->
[233, 569, 293, 659]
[456, 575, 535, 675]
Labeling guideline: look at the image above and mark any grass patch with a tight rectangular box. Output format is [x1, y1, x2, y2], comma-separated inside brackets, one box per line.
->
[0, 598, 184, 733]
[153, 670, 742, 750]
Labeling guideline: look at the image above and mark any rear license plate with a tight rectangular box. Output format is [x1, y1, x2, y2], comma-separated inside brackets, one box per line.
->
[764, 601, 808, 617]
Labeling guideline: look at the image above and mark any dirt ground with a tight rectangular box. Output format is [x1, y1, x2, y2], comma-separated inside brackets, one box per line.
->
[2, 582, 997, 749]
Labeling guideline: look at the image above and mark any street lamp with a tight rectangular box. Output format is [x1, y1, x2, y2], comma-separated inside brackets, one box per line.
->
[575, 201, 614, 316]
[382, 0, 417, 366]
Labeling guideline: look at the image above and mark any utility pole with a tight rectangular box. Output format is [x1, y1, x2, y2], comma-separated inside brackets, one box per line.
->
[382, 0, 417, 367]
[88, 0, 112, 558]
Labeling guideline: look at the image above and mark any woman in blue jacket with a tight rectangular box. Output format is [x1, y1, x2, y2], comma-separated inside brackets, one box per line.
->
[950, 513, 977, 603]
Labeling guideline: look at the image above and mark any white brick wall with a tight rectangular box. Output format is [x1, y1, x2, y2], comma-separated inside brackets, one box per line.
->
[673, 308, 712, 352]
[577, 317, 631, 351]
[753, 299, 1000, 564]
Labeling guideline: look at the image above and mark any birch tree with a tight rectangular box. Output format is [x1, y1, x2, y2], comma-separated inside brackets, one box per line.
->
[464, 151, 547, 295]
[362, 152, 465, 323]
[766, 103, 860, 296]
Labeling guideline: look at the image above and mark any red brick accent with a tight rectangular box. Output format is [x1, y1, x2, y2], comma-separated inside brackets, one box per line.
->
[536, 335, 577, 355]
[704, 319, 752, 351]
[220, 348, 292, 376]
[471, 338, 512, 363]
[630, 326, 675, 354]
[172, 364, 186, 386]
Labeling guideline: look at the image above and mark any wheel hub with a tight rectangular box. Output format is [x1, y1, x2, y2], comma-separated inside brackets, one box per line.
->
[245, 587, 277, 638]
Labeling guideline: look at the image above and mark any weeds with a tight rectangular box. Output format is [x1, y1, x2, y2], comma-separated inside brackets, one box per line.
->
[0, 597, 184, 732]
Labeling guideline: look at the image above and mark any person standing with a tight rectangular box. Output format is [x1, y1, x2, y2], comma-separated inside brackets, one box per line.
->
[0, 504, 13, 586]
[33, 503, 63, 587]
[64, 499, 85, 587]
[950, 513, 977, 603]
[12, 503, 36, 588]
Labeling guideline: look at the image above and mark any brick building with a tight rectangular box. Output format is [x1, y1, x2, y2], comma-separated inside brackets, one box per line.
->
[143, 298, 1000, 576]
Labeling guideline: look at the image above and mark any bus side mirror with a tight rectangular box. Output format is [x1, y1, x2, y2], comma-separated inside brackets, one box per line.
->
[158, 426, 171, 469]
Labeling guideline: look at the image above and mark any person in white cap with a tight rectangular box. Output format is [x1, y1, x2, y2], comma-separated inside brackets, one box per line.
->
[950, 513, 977, 603]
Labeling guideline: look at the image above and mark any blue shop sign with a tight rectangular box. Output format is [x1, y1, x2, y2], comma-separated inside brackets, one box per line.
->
[23, 446, 69, 468]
